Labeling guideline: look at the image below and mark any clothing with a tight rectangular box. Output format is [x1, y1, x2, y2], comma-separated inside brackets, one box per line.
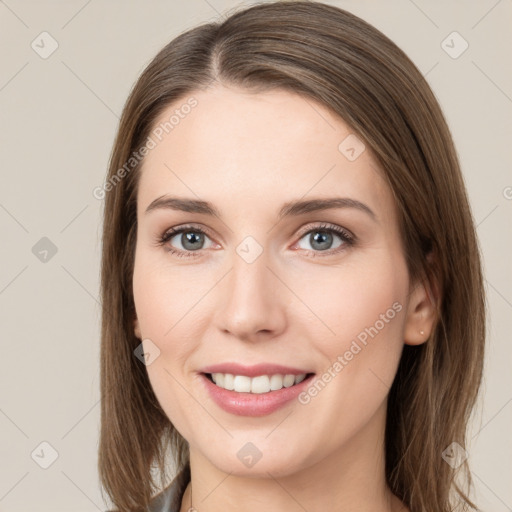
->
[148, 464, 190, 512]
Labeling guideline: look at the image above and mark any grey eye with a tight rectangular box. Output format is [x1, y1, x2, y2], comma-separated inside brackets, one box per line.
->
[297, 230, 344, 252]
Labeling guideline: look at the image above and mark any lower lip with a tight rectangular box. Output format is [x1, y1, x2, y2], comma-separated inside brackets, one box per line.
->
[200, 373, 315, 417]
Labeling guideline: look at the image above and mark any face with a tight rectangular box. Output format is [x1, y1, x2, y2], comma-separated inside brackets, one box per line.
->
[132, 85, 426, 478]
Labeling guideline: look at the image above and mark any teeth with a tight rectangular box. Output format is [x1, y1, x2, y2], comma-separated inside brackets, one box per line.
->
[234, 375, 251, 392]
[270, 374, 283, 391]
[224, 373, 234, 390]
[294, 373, 306, 384]
[283, 374, 295, 387]
[210, 373, 308, 393]
[251, 375, 270, 394]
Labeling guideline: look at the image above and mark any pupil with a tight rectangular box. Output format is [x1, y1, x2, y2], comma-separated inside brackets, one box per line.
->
[183, 232, 203, 250]
[311, 231, 332, 250]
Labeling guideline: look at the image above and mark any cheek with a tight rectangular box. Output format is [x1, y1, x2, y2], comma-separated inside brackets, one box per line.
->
[289, 252, 407, 356]
[132, 249, 207, 346]
[132, 252, 211, 433]
[289, 255, 408, 440]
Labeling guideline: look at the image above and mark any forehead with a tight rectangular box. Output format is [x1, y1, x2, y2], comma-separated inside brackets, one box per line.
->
[137, 85, 393, 223]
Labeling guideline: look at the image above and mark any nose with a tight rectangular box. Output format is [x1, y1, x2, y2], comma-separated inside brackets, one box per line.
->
[213, 250, 288, 342]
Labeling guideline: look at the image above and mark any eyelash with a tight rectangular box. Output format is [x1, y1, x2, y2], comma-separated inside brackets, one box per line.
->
[155, 222, 355, 259]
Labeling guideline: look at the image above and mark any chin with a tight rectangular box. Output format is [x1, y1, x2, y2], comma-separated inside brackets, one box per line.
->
[201, 439, 313, 479]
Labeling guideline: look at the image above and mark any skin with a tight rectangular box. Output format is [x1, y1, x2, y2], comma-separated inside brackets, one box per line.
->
[132, 84, 436, 512]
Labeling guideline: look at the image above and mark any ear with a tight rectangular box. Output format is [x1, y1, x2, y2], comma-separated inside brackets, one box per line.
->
[134, 316, 142, 340]
[403, 254, 439, 346]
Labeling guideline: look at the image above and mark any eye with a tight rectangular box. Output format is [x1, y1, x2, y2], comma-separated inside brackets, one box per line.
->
[293, 223, 354, 256]
[156, 222, 355, 259]
[156, 225, 215, 258]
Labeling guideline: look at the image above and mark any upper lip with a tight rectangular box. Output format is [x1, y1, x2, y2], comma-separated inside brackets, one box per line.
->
[199, 362, 314, 377]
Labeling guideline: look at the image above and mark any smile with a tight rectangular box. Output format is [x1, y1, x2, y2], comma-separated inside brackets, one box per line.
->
[206, 372, 308, 393]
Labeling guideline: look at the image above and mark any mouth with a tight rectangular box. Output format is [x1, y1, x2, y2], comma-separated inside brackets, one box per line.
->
[202, 372, 315, 393]
[199, 366, 316, 416]
[198, 362, 316, 416]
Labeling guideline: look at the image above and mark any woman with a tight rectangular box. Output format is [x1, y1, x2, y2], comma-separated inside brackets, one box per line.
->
[98, 2, 486, 511]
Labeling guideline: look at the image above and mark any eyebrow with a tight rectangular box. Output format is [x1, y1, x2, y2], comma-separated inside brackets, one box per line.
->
[144, 195, 376, 221]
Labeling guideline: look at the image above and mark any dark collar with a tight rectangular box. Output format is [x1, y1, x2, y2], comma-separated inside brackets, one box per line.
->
[148, 463, 190, 512]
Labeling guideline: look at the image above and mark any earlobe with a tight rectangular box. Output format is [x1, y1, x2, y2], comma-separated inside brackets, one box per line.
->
[403, 273, 438, 346]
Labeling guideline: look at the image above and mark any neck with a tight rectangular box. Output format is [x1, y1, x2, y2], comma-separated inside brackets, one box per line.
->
[179, 400, 407, 512]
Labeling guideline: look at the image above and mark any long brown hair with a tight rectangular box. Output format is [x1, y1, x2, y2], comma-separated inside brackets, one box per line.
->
[98, 2, 486, 510]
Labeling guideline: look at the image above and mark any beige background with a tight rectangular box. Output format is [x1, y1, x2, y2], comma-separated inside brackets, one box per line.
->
[0, 0, 511, 510]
